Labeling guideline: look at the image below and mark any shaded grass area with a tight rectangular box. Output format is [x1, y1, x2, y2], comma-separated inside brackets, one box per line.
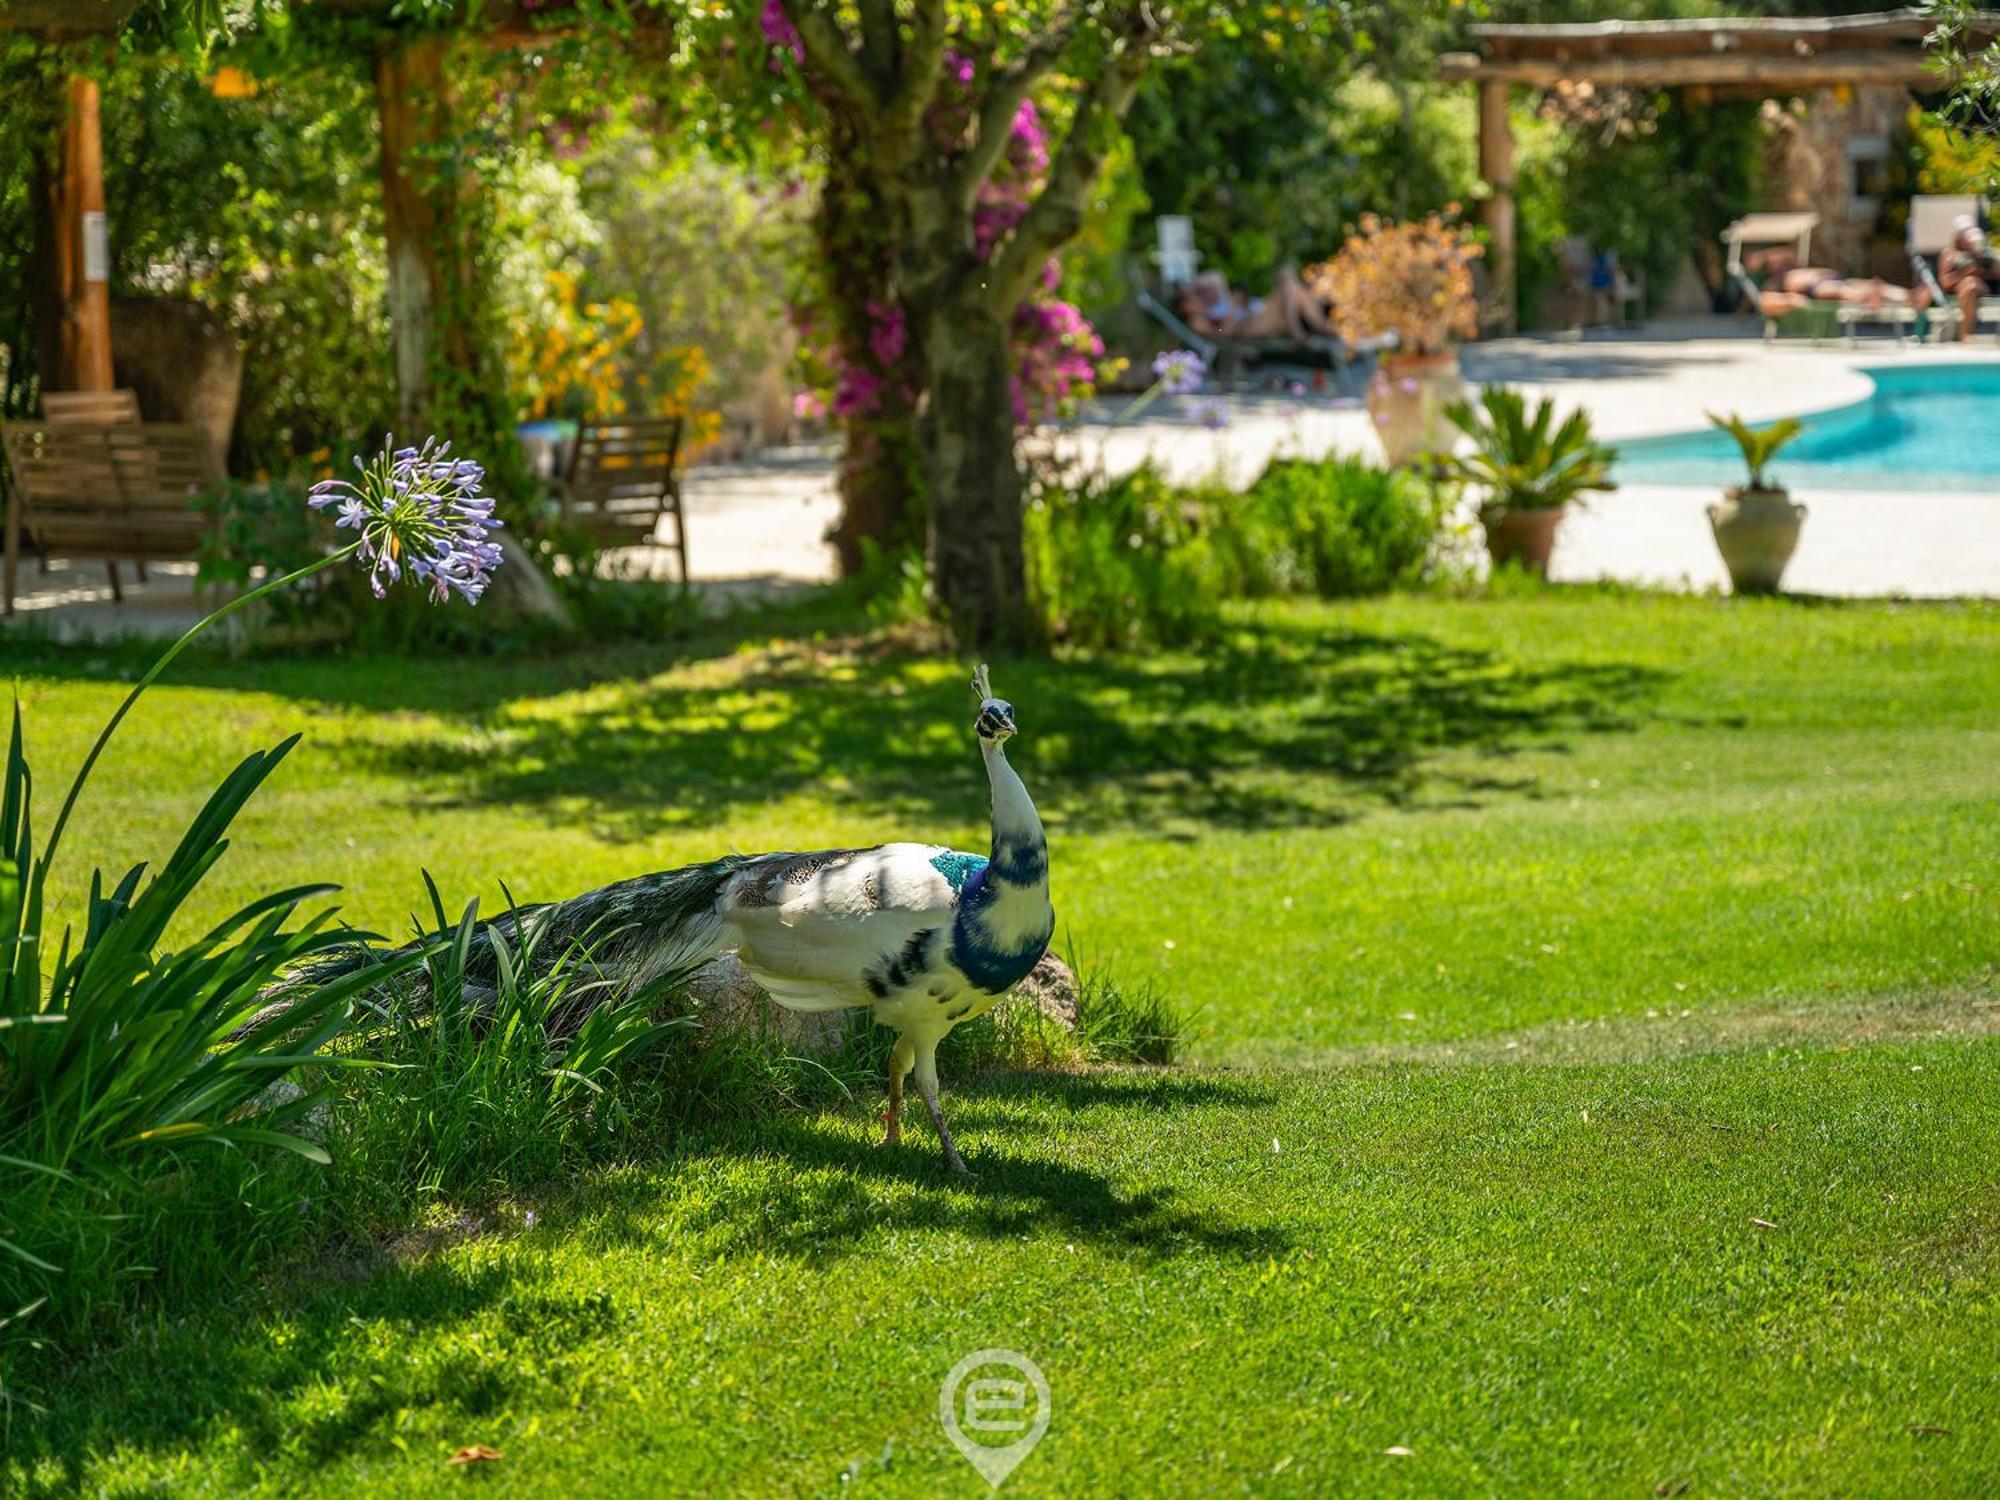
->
[9, 1029, 2000, 1495]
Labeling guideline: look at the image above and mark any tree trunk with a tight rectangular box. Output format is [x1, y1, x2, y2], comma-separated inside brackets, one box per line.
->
[831, 389, 924, 572]
[816, 116, 924, 573]
[376, 35, 512, 453]
[922, 300, 1030, 648]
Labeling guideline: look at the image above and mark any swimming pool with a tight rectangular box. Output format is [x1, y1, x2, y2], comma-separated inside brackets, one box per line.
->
[1615, 364, 2000, 492]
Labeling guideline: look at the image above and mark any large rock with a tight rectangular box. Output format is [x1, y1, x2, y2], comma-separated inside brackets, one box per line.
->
[1012, 952, 1080, 1031]
[487, 532, 574, 630]
[111, 295, 242, 473]
[688, 950, 1080, 1056]
[687, 953, 848, 1055]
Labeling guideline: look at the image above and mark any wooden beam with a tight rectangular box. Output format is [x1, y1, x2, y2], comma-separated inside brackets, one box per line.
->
[1477, 79, 1516, 336]
[52, 73, 114, 392]
[0, 0, 137, 36]
[1440, 49, 1951, 89]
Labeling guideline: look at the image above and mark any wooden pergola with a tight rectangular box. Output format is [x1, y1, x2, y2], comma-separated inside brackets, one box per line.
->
[1439, 8, 2000, 332]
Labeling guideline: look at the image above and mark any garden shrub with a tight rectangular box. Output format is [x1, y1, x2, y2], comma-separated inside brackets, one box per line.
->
[1026, 454, 1446, 647]
[1024, 461, 1227, 650]
[1230, 456, 1445, 599]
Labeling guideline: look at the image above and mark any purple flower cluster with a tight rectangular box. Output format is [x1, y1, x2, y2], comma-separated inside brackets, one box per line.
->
[1012, 297, 1105, 424]
[1189, 397, 1232, 431]
[760, 0, 804, 66]
[308, 437, 504, 604]
[1151, 350, 1207, 397]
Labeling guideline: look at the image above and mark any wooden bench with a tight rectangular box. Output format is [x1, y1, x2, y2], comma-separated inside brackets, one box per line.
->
[40, 389, 142, 426]
[0, 421, 219, 614]
[558, 416, 687, 585]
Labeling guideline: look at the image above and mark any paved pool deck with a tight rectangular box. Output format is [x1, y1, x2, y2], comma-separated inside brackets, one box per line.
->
[1463, 323, 2000, 598]
[4, 319, 1995, 641]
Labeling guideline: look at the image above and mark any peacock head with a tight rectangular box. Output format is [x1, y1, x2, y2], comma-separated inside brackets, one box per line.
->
[971, 662, 1017, 744]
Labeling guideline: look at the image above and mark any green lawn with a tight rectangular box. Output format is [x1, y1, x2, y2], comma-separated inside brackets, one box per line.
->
[6, 589, 2000, 1494]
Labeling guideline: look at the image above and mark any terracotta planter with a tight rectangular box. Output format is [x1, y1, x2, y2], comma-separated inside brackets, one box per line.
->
[1368, 351, 1465, 466]
[1480, 504, 1567, 577]
[1708, 486, 1805, 595]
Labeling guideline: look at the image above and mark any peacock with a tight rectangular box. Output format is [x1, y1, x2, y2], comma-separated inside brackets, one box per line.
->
[392, 664, 1053, 1174]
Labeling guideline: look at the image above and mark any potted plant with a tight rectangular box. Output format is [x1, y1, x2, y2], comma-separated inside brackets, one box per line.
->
[1308, 211, 1482, 465]
[1705, 412, 1807, 595]
[1437, 386, 1617, 577]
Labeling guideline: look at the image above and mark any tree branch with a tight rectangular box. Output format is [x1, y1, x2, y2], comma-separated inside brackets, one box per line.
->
[986, 6, 1161, 309]
[857, 0, 898, 91]
[784, 0, 879, 115]
[951, 3, 1080, 207]
[882, 0, 951, 139]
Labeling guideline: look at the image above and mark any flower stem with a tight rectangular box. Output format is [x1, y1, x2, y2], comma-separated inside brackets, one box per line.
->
[1117, 379, 1168, 426]
[41, 544, 362, 870]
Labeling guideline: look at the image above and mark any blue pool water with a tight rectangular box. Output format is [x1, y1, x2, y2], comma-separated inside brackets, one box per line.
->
[1615, 365, 2000, 492]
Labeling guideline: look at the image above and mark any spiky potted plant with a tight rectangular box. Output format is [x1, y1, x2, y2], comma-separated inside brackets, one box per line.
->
[1706, 412, 1807, 594]
[1437, 386, 1617, 577]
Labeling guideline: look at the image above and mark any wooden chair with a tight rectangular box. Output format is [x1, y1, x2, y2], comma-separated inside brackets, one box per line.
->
[36, 389, 146, 586]
[558, 416, 688, 585]
[0, 422, 219, 614]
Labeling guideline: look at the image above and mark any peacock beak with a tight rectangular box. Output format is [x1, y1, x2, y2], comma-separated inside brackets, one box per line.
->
[976, 698, 1017, 741]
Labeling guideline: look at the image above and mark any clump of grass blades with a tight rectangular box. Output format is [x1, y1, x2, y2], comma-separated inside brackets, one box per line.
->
[1072, 964, 1187, 1066]
[326, 876, 699, 1223]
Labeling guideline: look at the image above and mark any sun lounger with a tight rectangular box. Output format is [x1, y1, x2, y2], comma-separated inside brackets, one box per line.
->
[1136, 289, 1383, 398]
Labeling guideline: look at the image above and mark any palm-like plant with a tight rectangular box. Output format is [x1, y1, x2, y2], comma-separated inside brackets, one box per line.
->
[1706, 412, 1805, 492]
[1437, 387, 1618, 511]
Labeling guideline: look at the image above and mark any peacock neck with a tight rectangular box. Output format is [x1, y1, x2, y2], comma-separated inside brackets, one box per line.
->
[981, 740, 1048, 891]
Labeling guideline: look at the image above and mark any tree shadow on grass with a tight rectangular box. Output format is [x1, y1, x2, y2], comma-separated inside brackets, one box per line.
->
[0, 605, 1667, 842]
[10, 1255, 536, 1491]
[568, 1074, 1287, 1266]
[337, 617, 1667, 843]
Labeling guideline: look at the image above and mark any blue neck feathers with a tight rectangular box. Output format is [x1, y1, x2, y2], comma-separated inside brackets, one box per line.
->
[949, 738, 1054, 994]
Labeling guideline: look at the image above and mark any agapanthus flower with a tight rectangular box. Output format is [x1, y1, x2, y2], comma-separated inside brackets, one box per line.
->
[1152, 350, 1207, 396]
[307, 436, 504, 604]
[1190, 397, 1232, 430]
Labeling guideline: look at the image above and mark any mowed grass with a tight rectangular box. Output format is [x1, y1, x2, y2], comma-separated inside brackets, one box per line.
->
[5, 588, 2000, 1494]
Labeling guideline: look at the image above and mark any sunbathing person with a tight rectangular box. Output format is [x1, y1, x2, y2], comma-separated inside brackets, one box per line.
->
[1774, 264, 1925, 307]
[1939, 218, 1998, 342]
[1177, 267, 1334, 340]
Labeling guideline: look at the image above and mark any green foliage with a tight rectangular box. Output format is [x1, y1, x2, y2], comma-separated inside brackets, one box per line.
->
[326, 876, 696, 1219]
[1027, 452, 1449, 648]
[1707, 410, 1805, 492]
[0, 710, 413, 1334]
[92, 53, 391, 470]
[1128, 49, 1476, 286]
[1515, 94, 1764, 323]
[1439, 387, 1618, 513]
[1221, 456, 1446, 599]
[569, 138, 812, 433]
[1071, 963, 1186, 1065]
[1025, 461, 1225, 650]
[1910, 108, 2000, 197]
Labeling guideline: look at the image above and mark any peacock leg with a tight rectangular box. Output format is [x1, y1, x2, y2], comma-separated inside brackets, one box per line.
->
[882, 1035, 914, 1146]
[912, 1043, 971, 1175]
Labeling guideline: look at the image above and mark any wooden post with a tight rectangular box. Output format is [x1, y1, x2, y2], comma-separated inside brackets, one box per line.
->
[52, 72, 114, 391]
[1477, 79, 1517, 336]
